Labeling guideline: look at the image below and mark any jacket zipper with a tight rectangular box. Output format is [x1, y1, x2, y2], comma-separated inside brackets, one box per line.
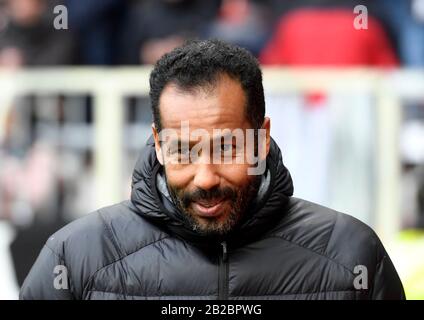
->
[218, 241, 229, 300]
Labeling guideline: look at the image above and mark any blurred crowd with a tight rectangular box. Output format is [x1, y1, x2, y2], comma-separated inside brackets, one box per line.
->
[1, 0, 424, 67]
[1, 0, 424, 299]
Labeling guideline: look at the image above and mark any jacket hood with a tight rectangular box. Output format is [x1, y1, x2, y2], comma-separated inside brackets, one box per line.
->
[130, 135, 294, 246]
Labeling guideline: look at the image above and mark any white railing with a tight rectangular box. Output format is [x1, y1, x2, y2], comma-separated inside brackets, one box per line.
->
[1, 67, 423, 243]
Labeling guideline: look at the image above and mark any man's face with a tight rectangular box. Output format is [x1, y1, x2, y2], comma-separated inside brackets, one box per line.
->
[153, 74, 270, 236]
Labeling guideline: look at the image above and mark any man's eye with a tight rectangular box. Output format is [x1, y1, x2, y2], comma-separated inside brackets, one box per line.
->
[178, 148, 190, 155]
[166, 147, 187, 156]
[220, 144, 233, 152]
[166, 146, 188, 154]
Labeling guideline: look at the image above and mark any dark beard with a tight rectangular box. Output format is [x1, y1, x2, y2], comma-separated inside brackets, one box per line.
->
[166, 173, 261, 237]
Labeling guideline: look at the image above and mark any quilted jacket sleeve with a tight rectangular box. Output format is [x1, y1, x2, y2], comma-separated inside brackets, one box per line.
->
[19, 244, 74, 300]
[370, 253, 406, 300]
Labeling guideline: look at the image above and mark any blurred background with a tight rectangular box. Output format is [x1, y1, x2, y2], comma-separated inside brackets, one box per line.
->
[0, 0, 424, 299]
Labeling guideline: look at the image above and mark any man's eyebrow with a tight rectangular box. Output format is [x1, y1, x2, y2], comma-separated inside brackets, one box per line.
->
[166, 139, 199, 148]
[165, 131, 241, 147]
[212, 131, 244, 144]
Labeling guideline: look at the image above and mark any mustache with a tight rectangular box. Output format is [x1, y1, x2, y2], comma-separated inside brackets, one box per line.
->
[179, 186, 238, 208]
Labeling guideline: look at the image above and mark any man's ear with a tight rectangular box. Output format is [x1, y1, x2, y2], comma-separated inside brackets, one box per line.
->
[152, 123, 164, 165]
[262, 117, 271, 157]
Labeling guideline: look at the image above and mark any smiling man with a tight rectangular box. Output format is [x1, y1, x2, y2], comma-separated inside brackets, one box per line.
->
[153, 71, 268, 237]
[20, 40, 405, 300]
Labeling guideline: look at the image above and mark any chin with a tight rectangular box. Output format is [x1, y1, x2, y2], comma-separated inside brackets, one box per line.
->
[192, 213, 237, 235]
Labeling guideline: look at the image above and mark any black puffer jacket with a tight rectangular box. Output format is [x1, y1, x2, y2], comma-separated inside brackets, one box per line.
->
[20, 137, 405, 300]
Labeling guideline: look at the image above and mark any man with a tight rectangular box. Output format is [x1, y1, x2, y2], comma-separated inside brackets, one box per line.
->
[20, 40, 405, 300]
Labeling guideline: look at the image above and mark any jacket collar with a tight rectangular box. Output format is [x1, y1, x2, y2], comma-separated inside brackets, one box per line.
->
[130, 135, 294, 247]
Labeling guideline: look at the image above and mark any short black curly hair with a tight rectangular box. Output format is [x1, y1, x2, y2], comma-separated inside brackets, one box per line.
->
[149, 39, 265, 131]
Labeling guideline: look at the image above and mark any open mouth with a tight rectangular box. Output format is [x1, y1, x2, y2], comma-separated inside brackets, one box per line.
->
[191, 199, 226, 217]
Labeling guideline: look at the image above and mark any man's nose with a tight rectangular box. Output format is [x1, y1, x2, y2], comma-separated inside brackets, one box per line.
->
[193, 164, 220, 191]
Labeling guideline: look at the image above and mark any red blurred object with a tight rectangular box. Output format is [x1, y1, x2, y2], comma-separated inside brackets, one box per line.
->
[260, 8, 399, 67]
[305, 91, 327, 109]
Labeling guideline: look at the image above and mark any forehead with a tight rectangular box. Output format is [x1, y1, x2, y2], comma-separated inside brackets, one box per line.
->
[158, 74, 250, 133]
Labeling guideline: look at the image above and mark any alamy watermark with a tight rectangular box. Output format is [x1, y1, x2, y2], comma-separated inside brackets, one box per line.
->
[353, 5, 368, 30]
[51, 5, 369, 32]
[158, 121, 267, 176]
[53, 5, 68, 30]
[353, 265, 368, 290]
[53, 265, 69, 290]
[52, 263, 369, 291]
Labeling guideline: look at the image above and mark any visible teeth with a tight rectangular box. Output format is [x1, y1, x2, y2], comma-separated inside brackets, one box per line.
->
[199, 203, 216, 208]
[196, 200, 222, 208]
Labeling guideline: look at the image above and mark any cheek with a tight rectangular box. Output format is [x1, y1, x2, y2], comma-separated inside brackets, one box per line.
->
[218, 164, 252, 188]
[164, 165, 193, 189]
